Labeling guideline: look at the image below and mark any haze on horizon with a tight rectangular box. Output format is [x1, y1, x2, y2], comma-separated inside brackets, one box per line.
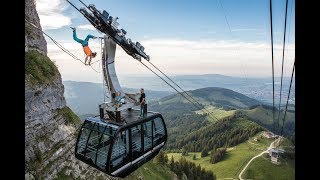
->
[36, 0, 295, 83]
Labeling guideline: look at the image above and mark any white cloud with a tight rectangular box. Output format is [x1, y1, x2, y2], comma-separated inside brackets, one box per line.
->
[36, 0, 71, 30]
[46, 38, 295, 83]
[77, 24, 96, 30]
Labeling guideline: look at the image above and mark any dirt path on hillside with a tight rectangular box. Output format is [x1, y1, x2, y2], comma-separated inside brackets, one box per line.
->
[238, 137, 282, 180]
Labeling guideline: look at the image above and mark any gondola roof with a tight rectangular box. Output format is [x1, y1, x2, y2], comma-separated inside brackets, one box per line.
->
[98, 108, 160, 126]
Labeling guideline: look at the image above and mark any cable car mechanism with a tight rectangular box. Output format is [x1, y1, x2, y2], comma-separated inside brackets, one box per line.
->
[73, 2, 167, 178]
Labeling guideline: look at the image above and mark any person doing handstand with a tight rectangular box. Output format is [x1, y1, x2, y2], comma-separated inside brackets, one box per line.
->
[70, 27, 97, 65]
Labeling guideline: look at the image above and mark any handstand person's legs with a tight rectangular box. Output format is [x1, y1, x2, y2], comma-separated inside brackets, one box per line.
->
[88, 56, 92, 65]
[72, 30, 83, 44]
[85, 56, 88, 65]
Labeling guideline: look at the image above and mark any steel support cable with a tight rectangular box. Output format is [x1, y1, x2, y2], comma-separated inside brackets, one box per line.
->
[218, 0, 232, 35]
[65, 0, 98, 27]
[72, 0, 217, 120]
[147, 61, 218, 121]
[281, 0, 294, 122]
[66, 0, 97, 28]
[26, 19, 80, 61]
[89, 63, 100, 73]
[26, 20, 78, 61]
[25, 19, 101, 73]
[285, 0, 294, 60]
[79, 0, 90, 9]
[90, 59, 102, 65]
[140, 61, 208, 113]
[140, 61, 219, 121]
[277, 0, 289, 135]
[197, 0, 249, 120]
[280, 59, 295, 136]
[218, 0, 248, 82]
[65, 0, 81, 11]
[269, 0, 276, 134]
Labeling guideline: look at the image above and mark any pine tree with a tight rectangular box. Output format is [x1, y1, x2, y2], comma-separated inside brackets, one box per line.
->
[201, 148, 208, 157]
[182, 148, 188, 156]
[155, 150, 165, 164]
[164, 153, 168, 163]
[170, 155, 174, 169]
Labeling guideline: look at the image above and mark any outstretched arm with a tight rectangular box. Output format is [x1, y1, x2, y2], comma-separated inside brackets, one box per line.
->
[84, 34, 96, 41]
[72, 31, 83, 44]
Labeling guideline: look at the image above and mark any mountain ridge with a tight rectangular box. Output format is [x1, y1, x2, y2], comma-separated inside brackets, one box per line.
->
[156, 86, 262, 110]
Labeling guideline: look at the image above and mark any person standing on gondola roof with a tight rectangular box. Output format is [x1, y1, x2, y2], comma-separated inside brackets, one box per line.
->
[139, 88, 146, 118]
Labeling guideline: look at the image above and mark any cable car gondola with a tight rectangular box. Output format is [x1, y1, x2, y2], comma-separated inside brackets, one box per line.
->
[75, 109, 167, 177]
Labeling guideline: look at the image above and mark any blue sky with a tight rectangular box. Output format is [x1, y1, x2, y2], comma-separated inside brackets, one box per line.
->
[36, 0, 295, 82]
[45, 0, 295, 43]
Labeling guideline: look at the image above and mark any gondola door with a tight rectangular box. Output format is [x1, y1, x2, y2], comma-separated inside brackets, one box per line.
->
[143, 120, 153, 153]
[110, 129, 130, 173]
[130, 124, 144, 163]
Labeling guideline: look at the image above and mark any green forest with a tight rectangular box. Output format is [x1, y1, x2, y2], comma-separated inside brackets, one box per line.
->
[147, 87, 295, 179]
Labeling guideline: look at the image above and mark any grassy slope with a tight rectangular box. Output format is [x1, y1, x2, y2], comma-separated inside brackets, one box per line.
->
[243, 106, 295, 125]
[242, 105, 295, 136]
[56, 106, 82, 126]
[195, 106, 236, 122]
[167, 132, 274, 179]
[242, 156, 295, 180]
[195, 104, 294, 128]
[127, 161, 175, 180]
[242, 137, 295, 180]
[25, 50, 59, 86]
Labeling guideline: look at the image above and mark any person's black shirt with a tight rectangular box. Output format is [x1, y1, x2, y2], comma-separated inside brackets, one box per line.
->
[139, 93, 145, 103]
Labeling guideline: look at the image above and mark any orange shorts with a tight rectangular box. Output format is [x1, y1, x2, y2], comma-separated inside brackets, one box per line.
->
[83, 46, 92, 56]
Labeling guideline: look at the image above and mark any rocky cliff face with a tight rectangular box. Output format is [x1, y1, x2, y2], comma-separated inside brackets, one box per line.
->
[25, 0, 109, 179]
[25, 0, 47, 54]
